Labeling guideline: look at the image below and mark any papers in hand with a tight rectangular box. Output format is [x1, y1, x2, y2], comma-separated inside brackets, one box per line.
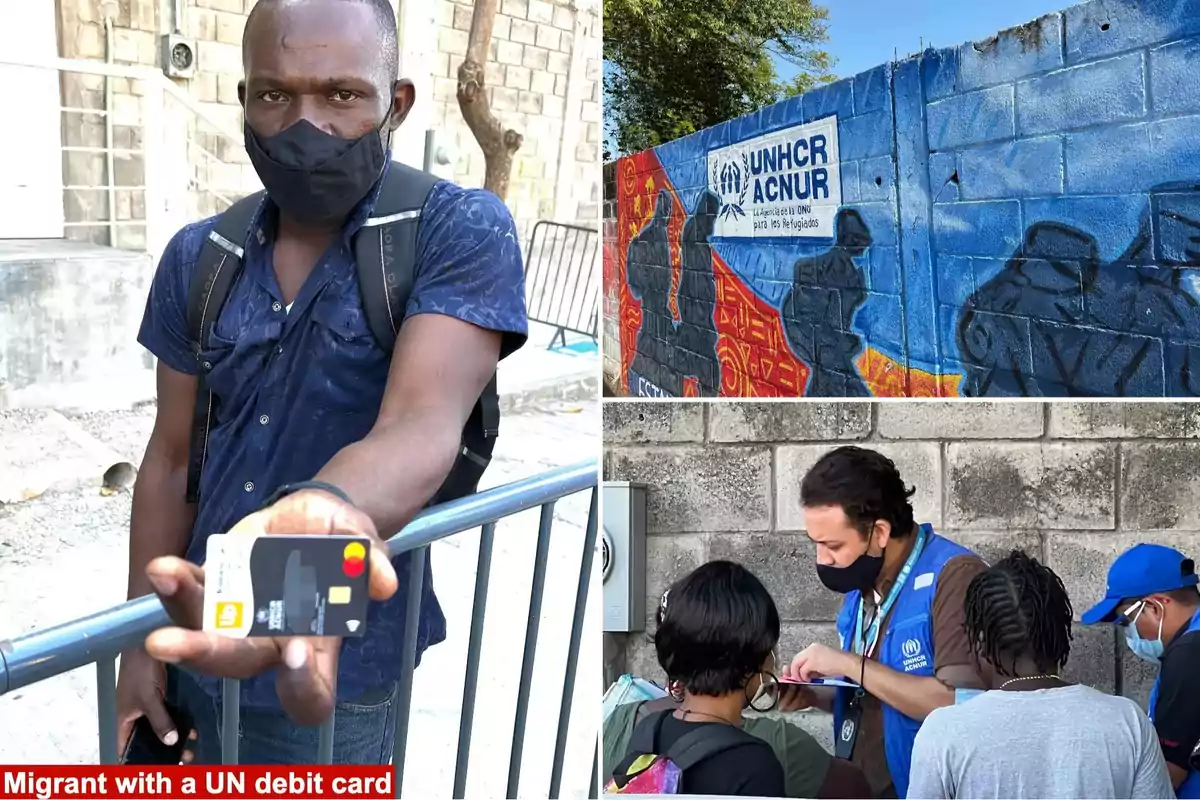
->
[779, 675, 859, 688]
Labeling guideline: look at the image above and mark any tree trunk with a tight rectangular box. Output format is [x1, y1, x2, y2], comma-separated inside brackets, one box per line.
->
[456, 0, 523, 200]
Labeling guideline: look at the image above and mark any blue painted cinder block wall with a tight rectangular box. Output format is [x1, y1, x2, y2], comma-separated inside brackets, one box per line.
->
[607, 0, 1200, 397]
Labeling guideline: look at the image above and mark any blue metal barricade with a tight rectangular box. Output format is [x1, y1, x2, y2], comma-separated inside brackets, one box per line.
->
[0, 460, 600, 799]
[525, 221, 599, 348]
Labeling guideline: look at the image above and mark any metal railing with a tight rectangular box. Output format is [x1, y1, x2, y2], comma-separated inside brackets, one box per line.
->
[525, 221, 600, 348]
[0, 461, 600, 799]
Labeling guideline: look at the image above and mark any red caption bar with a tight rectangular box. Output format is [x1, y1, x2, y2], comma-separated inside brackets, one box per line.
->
[0, 766, 393, 800]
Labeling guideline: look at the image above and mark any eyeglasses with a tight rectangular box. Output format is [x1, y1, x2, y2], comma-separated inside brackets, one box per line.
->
[1115, 600, 1146, 627]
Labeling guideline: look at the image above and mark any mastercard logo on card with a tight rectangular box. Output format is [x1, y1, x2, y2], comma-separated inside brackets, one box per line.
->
[342, 542, 366, 578]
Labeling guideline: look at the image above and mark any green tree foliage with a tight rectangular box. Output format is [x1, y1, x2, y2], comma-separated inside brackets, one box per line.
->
[604, 0, 836, 157]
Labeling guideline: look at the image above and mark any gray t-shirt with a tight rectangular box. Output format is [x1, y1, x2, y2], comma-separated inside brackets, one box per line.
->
[908, 684, 1174, 799]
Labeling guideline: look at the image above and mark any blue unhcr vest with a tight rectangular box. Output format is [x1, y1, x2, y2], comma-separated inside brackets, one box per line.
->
[1148, 608, 1200, 799]
[832, 526, 974, 799]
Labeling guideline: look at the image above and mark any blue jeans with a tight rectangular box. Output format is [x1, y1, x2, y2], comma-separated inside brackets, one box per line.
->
[167, 666, 399, 765]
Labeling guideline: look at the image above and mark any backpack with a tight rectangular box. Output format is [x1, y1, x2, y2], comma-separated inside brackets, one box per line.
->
[606, 708, 753, 795]
[182, 162, 500, 508]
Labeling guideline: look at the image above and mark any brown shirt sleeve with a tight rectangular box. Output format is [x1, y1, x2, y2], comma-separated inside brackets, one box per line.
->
[818, 758, 875, 799]
[930, 553, 995, 687]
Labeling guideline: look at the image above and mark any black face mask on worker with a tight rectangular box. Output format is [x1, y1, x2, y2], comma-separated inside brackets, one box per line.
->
[816, 548, 884, 594]
[244, 114, 390, 227]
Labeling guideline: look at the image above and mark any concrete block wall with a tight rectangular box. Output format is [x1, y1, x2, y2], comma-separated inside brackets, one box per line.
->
[56, 0, 259, 248]
[602, 400, 1200, 721]
[430, 0, 602, 240]
[53, 0, 601, 245]
[0, 241, 155, 409]
[603, 0, 1200, 398]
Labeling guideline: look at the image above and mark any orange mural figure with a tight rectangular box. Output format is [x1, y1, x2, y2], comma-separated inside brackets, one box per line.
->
[713, 255, 811, 396]
[611, 151, 963, 398]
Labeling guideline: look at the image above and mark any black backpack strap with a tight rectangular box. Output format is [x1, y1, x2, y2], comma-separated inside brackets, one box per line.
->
[183, 192, 263, 503]
[354, 162, 440, 351]
[627, 709, 750, 772]
[629, 708, 670, 755]
[634, 697, 676, 726]
[353, 164, 500, 504]
[662, 723, 754, 772]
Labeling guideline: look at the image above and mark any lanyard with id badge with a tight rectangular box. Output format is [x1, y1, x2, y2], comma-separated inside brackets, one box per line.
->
[835, 526, 928, 760]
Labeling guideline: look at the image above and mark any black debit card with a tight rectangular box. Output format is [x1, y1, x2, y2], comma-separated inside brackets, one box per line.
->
[244, 535, 372, 637]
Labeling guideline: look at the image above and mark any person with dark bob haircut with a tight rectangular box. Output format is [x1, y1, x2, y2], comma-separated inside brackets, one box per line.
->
[778, 446, 994, 799]
[610, 561, 787, 796]
[907, 551, 1173, 799]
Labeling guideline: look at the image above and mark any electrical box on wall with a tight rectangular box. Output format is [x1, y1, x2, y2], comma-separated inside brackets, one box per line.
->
[603, 481, 647, 633]
[160, 34, 196, 79]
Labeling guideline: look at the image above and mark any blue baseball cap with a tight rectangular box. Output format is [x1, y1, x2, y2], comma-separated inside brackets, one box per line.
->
[1082, 544, 1198, 624]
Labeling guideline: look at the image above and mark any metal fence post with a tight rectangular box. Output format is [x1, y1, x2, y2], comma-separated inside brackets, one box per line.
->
[221, 679, 240, 765]
[452, 522, 497, 798]
[507, 502, 557, 797]
[391, 547, 428, 795]
[96, 658, 118, 764]
[423, 129, 436, 173]
[550, 487, 599, 798]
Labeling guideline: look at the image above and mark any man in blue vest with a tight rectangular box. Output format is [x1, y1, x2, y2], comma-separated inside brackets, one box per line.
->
[1082, 543, 1200, 798]
[778, 446, 993, 799]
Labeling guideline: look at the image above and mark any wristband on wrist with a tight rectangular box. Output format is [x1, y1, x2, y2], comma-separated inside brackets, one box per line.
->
[263, 480, 354, 509]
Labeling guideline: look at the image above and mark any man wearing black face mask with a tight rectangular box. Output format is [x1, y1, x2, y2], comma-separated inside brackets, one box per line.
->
[116, 0, 528, 764]
[777, 447, 992, 799]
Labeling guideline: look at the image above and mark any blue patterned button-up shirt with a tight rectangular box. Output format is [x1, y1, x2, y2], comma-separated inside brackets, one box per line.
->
[137, 162, 529, 707]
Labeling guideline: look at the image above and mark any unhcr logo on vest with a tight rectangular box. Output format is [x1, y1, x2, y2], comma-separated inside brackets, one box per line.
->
[901, 637, 929, 672]
[706, 115, 842, 240]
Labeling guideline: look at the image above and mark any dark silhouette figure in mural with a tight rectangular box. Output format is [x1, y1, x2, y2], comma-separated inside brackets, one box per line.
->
[780, 208, 873, 397]
[959, 182, 1200, 397]
[625, 192, 721, 395]
[624, 196, 877, 396]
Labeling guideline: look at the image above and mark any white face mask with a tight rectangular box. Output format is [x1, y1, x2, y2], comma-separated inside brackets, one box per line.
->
[747, 653, 779, 712]
[1121, 599, 1166, 665]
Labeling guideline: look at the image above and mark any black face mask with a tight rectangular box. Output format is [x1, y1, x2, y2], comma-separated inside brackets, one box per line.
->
[816, 550, 884, 594]
[244, 115, 390, 226]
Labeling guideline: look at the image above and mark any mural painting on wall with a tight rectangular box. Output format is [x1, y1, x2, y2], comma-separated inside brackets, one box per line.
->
[613, 127, 1200, 398]
[615, 115, 956, 398]
[609, 0, 1200, 398]
[960, 183, 1200, 397]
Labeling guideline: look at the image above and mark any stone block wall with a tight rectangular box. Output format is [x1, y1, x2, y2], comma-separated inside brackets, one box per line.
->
[53, 0, 601, 249]
[430, 0, 602, 241]
[603, 0, 1200, 398]
[56, 0, 259, 249]
[602, 401, 1200, 724]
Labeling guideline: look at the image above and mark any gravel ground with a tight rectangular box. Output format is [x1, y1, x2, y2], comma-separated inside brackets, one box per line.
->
[0, 399, 601, 797]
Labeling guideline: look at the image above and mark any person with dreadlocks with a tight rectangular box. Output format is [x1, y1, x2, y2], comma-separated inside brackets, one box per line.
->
[1082, 543, 1200, 797]
[778, 446, 993, 799]
[906, 550, 1173, 799]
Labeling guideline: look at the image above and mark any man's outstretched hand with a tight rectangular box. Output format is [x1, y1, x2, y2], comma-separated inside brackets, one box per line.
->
[141, 489, 398, 725]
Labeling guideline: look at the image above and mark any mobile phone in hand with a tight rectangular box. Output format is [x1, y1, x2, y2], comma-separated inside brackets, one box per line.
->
[121, 704, 193, 765]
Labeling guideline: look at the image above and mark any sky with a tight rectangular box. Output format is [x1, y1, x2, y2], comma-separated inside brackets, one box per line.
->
[606, 0, 1071, 157]
[776, 0, 1072, 82]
